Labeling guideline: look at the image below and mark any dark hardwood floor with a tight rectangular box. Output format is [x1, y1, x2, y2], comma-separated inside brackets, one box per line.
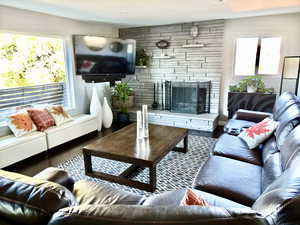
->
[4, 123, 223, 177]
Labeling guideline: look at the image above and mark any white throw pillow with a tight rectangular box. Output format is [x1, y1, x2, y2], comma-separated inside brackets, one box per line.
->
[238, 118, 278, 149]
[7, 109, 37, 137]
[46, 105, 73, 126]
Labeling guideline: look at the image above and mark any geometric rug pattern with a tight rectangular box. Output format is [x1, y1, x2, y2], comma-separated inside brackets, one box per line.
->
[57, 135, 216, 196]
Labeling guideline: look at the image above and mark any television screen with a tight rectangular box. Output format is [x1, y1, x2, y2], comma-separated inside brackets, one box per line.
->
[73, 35, 136, 75]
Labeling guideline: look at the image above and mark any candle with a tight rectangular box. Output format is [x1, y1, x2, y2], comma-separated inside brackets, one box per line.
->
[142, 105, 149, 138]
[136, 111, 143, 139]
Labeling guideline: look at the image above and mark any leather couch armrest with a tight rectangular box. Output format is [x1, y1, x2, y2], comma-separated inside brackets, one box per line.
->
[233, 109, 272, 123]
[48, 205, 267, 225]
[33, 167, 75, 191]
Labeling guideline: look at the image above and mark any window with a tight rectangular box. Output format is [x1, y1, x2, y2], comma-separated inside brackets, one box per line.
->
[258, 37, 281, 75]
[234, 37, 259, 76]
[234, 37, 281, 76]
[0, 33, 72, 122]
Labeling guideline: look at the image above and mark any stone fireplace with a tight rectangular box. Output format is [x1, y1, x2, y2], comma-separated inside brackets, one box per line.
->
[119, 19, 223, 131]
[164, 81, 211, 114]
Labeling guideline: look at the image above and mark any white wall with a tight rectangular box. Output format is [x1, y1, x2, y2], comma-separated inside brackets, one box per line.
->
[1, 6, 300, 128]
[221, 13, 300, 120]
[0, 6, 119, 136]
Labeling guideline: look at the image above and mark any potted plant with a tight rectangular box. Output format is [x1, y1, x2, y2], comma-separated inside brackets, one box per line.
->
[229, 84, 242, 92]
[136, 48, 150, 67]
[241, 76, 262, 93]
[111, 83, 134, 124]
[229, 76, 275, 94]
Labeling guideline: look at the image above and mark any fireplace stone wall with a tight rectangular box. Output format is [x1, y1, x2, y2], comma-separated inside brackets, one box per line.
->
[119, 19, 224, 114]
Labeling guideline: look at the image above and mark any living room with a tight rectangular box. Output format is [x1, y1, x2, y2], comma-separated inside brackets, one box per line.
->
[1, 1, 300, 225]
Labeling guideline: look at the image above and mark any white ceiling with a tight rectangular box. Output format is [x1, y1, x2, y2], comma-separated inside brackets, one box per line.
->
[1, 0, 300, 27]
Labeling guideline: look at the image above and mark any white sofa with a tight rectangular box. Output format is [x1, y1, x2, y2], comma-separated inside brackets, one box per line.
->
[45, 114, 97, 149]
[0, 114, 97, 168]
[0, 132, 47, 169]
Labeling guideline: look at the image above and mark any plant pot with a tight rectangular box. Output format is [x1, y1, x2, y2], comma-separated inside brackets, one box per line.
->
[117, 112, 130, 125]
[247, 85, 257, 93]
[112, 95, 135, 109]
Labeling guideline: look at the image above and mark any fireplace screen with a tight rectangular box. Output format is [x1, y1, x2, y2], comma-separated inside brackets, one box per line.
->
[164, 81, 211, 114]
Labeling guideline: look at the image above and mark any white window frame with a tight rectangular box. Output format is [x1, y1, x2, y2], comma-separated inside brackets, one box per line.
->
[0, 31, 76, 126]
[234, 36, 282, 76]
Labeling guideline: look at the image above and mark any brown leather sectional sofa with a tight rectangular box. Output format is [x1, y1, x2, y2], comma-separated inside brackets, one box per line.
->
[1, 92, 300, 225]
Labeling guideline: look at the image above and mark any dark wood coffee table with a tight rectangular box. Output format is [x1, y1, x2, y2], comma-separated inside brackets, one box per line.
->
[82, 123, 188, 192]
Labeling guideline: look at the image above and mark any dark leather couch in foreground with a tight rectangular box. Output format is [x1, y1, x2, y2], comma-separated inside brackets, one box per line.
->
[1, 92, 300, 225]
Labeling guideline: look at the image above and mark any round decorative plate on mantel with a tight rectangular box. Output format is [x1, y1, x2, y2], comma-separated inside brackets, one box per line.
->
[156, 40, 170, 49]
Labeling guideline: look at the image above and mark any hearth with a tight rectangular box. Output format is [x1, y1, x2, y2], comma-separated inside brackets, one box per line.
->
[164, 81, 211, 114]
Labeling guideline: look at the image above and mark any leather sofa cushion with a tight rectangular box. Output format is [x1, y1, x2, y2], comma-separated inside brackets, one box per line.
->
[260, 137, 282, 191]
[261, 152, 282, 191]
[33, 167, 75, 191]
[279, 125, 300, 170]
[143, 189, 249, 209]
[212, 134, 262, 166]
[252, 158, 300, 224]
[261, 137, 279, 164]
[48, 204, 264, 225]
[276, 117, 300, 151]
[73, 180, 145, 205]
[276, 102, 300, 123]
[192, 156, 262, 206]
[273, 92, 299, 121]
[0, 170, 77, 225]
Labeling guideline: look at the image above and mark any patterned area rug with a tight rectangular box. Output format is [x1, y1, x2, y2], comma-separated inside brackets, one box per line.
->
[57, 135, 215, 195]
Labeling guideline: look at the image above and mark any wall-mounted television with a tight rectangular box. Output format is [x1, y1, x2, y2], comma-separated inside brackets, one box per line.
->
[73, 35, 136, 83]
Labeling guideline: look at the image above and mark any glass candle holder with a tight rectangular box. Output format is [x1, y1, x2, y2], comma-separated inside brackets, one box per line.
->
[136, 110, 143, 139]
[142, 105, 149, 138]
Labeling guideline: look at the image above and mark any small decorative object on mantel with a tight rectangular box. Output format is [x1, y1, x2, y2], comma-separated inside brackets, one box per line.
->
[182, 25, 205, 48]
[136, 48, 150, 67]
[190, 25, 199, 38]
[156, 40, 170, 49]
[153, 40, 174, 59]
[229, 76, 275, 94]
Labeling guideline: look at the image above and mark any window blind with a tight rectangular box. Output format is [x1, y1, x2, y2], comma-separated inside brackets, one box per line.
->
[0, 82, 66, 122]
